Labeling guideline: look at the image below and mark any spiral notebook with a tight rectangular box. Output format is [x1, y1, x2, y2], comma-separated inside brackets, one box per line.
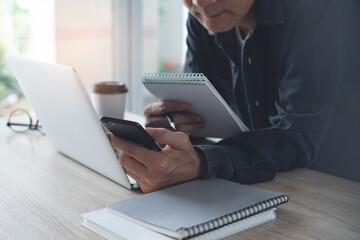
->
[82, 208, 276, 240]
[142, 73, 249, 138]
[103, 179, 288, 240]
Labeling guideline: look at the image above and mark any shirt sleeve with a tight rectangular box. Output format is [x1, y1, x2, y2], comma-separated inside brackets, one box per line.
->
[186, 2, 350, 183]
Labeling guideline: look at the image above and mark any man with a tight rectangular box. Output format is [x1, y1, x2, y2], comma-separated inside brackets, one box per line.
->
[109, 0, 360, 193]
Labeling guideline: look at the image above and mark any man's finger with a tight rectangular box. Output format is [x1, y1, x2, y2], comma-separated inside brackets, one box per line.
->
[171, 113, 203, 125]
[146, 128, 190, 150]
[176, 123, 205, 134]
[120, 155, 145, 181]
[144, 100, 190, 116]
[118, 152, 148, 173]
[145, 116, 171, 128]
[123, 167, 143, 186]
[110, 134, 155, 166]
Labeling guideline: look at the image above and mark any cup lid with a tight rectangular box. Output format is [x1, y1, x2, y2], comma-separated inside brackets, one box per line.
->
[91, 81, 128, 94]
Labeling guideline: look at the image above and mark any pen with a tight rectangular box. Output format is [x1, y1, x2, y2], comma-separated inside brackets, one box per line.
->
[166, 114, 176, 131]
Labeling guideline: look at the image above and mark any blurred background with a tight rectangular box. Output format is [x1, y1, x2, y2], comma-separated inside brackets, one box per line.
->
[0, 0, 188, 117]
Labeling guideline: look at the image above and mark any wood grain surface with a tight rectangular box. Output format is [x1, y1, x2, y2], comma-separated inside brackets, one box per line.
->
[0, 115, 359, 240]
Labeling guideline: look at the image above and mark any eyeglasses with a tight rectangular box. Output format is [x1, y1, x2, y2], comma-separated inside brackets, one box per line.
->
[6, 109, 44, 134]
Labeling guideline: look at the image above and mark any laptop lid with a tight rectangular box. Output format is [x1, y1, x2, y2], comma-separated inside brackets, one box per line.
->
[6, 55, 134, 189]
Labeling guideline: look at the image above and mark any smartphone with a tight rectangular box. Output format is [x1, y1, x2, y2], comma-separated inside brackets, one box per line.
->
[100, 116, 162, 152]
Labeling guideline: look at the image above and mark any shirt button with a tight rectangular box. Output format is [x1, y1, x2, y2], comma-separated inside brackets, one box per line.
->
[232, 66, 237, 75]
[248, 57, 252, 65]
[255, 100, 259, 107]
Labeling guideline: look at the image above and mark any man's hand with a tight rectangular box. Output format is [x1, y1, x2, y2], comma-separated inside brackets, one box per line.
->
[109, 128, 206, 193]
[144, 100, 204, 135]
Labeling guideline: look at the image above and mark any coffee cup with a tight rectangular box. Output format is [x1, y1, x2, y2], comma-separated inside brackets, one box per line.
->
[90, 81, 128, 119]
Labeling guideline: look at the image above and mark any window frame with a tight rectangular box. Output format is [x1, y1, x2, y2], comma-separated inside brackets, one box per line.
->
[113, 0, 144, 115]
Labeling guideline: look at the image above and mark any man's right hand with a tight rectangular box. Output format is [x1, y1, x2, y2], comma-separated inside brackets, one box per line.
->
[143, 100, 204, 135]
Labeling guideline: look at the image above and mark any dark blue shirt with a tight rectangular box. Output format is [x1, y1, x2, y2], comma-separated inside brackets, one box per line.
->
[185, 0, 360, 182]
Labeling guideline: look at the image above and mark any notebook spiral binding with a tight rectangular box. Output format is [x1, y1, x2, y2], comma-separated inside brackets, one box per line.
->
[142, 73, 206, 85]
[181, 194, 289, 239]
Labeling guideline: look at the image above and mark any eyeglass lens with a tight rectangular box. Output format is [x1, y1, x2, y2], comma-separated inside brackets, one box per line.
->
[7, 109, 32, 132]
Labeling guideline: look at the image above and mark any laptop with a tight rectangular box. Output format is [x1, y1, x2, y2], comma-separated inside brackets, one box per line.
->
[6, 55, 138, 189]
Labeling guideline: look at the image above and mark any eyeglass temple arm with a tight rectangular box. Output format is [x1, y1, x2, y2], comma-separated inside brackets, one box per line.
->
[30, 120, 40, 130]
[7, 122, 32, 127]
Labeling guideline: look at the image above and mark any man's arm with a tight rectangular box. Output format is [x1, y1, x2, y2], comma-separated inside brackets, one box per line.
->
[191, 1, 349, 183]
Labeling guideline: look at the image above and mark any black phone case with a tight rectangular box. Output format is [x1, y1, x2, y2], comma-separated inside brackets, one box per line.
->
[100, 117, 161, 152]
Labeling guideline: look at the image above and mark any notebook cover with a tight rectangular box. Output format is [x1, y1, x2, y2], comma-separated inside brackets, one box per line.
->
[107, 179, 286, 232]
[142, 73, 248, 138]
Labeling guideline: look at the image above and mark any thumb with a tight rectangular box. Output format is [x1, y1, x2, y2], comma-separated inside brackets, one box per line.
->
[146, 128, 189, 150]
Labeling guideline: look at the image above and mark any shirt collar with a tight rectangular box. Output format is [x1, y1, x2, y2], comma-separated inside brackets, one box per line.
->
[255, 0, 284, 26]
[208, 0, 284, 36]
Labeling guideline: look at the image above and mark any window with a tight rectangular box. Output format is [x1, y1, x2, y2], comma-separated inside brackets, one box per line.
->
[0, 0, 188, 116]
[142, 0, 188, 112]
[0, 0, 55, 116]
[114, 0, 187, 114]
[55, 0, 114, 99]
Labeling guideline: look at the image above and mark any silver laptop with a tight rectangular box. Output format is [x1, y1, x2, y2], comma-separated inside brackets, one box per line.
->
[6, 55, 138, 189]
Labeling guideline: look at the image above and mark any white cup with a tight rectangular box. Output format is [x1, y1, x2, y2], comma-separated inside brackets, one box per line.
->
[90, 81, 128, 119]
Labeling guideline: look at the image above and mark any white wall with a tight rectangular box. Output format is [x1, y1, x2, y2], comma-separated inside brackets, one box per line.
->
[28, 0, 56, 62]
[55, 0, 113, 93]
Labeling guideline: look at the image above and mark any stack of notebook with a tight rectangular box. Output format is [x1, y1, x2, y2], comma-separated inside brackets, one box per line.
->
[82, 178, 288, 240]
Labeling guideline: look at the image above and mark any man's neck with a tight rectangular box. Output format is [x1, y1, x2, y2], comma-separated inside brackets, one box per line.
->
[238, 6, 255, 38]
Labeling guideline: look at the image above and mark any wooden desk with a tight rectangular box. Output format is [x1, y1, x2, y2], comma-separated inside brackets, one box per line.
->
[0, 115, 359, 239]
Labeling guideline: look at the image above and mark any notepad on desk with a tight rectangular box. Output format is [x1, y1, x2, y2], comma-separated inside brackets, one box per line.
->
[142, 73, 249, 138]
[82, 179, 288, 240]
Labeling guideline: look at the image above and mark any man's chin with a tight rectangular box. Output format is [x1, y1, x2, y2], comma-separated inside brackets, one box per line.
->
[204, 23, 234, 33]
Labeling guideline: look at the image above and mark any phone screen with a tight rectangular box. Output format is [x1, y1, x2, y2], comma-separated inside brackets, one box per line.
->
[100, 117, 161, 152]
